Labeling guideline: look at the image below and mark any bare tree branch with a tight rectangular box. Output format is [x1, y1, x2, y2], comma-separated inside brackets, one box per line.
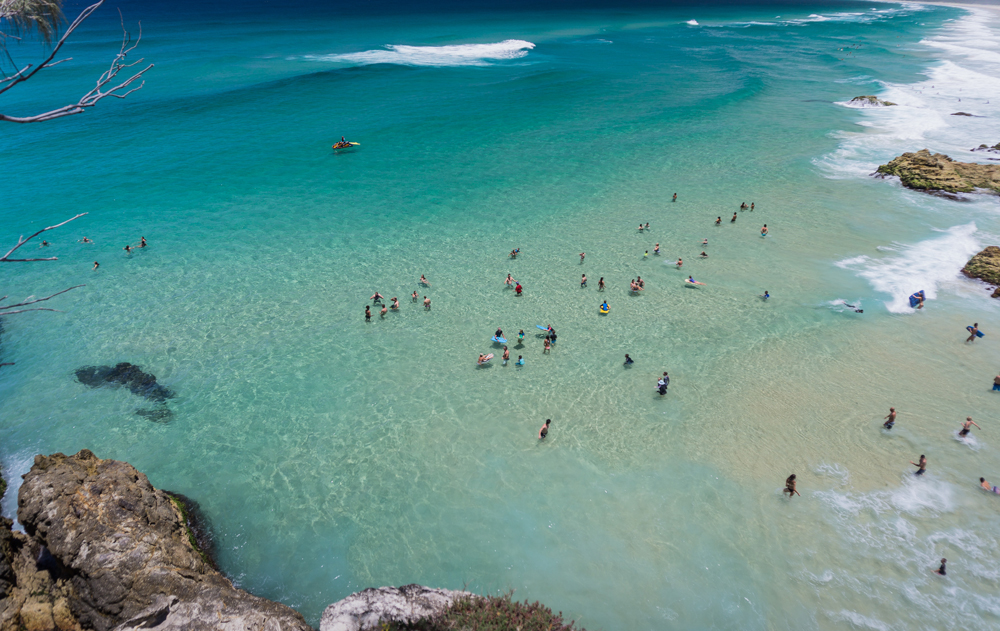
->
[0, 1, 153, 123]
[0, 212, 86, 261]
[0, 284, 84, 314]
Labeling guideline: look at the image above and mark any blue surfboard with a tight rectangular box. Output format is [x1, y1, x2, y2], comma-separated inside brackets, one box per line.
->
[536, 325, 550, 331]
[492, 336, 507, 343]
[967, 326, 985, 338]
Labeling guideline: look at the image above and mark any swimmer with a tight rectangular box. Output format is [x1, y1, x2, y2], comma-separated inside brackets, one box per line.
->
[843, 302, 863, 313]
[502, 346, 510, 364]
[657, 376, 667, 395]
[715, 217, 722, 225]
[676, 258, 683, 269]
[92, 261, 99, 271]
[700, 251, 707, 257]
[761, 225, 768, 236]
[423, 296, 431, 309]
[41, 240, 49, 247]
[981, 477, 999, 493]
[478, 354, 486, 365]
[539, 419, 550, 439]
[624, 354, 634, 366]
[370, 291, 383, 304]
[740, 202, 747, 211]
[124, 244, 132, 253]
[638, 223, 644, 232]
[966, 323, 980, 343]
[750, 203, 754, 211]
[80, 237, 93, 244]
[702, 239, 707, 245]
[365, 305, 371, 322]
[654, 243, 660, 255]
[993, 374, 1000, 392]
[601, 301, 609, 311]
[412, 291, 418, 302]
[934, 559, 946, 576]
[783, 474, 800, 497]
[762, 290, 769, 300]
[380, 304, 387, 317]
[506, 274, 515, 286]
[630, 280, 638, 292]
[644, 250, 648, 258]
[518, 329, 525, 344]
[420, 275, 430, 286]
[391, 297, 399, 310]
[731, 213, 737, 223]
[581, 274, 587, 287]
[911, 454, 927, 476]
[544, 338, 551, 353]
[637, 277, 644, 289]
[515, 283, 523, 296]
[516, 355, 524, 366]
[598, 277, 605, 291]
[495, 327, 504, 339]
[580, 252, 585, 263]
[884, 407, 896, 429]
[959, 416, 981, 437]
[140, 237, 147, 248]
[645, 222, 650, 231]
[672, 193, 677, 202]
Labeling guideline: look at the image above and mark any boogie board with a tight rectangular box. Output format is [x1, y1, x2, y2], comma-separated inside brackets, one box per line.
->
[967, 326, 985, 338]
[478, 354, 494, 365]
[536, 325, 550, 331]
[492, 336, 507, 343]
[599, 305, 610, 314]
[909, 291, 925, 308]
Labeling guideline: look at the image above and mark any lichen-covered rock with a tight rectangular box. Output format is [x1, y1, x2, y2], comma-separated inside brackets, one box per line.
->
[962, 246, 1000, 298]
[875, 149, 1000, 194]
[17, 450, 312, 631]
[849, 95, 896, 107]
[319, 585, 474, 631]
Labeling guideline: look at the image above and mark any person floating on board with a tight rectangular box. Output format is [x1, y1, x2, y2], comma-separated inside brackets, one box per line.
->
[784, 474, 800, 497]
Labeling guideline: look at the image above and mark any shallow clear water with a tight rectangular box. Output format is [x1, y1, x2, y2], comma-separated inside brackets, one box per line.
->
[4, 0, 1000, 628]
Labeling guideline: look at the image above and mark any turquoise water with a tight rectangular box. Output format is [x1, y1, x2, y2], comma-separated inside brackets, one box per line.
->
[4, 0, 1000, 628]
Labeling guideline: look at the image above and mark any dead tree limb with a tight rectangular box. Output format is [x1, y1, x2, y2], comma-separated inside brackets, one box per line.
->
[0, 1, 153, 123]
[0, 284, 84, 315]
[1, 212, 86, 261]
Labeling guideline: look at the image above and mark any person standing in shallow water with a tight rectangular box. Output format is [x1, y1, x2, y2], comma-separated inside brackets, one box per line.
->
[883, 407, 896, 430]
[784, 474, 800, 497]
[959, 416, 981, 437]
[672, 193, 677, 202]
[967, 323, 980, 343]
[911, 454, 927, 475]
[365, 305, 371, 322]
[731, 213, 737, 223]
[539, 419, 550, 439]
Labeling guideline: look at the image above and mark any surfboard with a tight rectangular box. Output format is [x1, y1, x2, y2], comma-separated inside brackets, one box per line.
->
[684, 280, 705, 286]
[536, 325, 550, 331]
[478, 354, 494, 364]
[967, 326, 985, 338]
[492, 336, 507, 343]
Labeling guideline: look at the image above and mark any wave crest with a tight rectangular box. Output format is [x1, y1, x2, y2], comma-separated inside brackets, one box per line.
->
[303, 39, 535, 67]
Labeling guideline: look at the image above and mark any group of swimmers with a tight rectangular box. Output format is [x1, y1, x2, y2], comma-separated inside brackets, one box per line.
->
[882, 408, 988, 482]
[365, 284, 432, 321]
[56, 234, 147, 271]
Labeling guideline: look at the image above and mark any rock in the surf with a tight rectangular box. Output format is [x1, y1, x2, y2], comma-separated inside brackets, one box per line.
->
[75, 362, 174, 401]
[972, 142, 1000, 154]
[848, 95, 896, 107]
[874, 149, 1000, 194]
[962, 246, 1000, 298]
[320, 585, 475, 631]
[16, 450, 312, 631]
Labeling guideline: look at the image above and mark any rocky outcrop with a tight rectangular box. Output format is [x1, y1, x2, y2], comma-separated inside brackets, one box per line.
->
[972, 143, 1000, 154]
[952, 111, 974, 116]
[849, 95, 896, 107]
[962, 246, 1000, 298]
[75, 363, 173, 402]
[874, 149, 1000, 194]
[15, 450, 312, 631]
[319, 585, 474, 631]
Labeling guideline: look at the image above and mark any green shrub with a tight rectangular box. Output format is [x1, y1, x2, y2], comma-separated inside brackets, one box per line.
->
[383, 593, 585, 631]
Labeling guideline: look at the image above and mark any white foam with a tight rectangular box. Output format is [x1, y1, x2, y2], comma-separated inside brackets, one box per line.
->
[304, 40, 536, 67]
[836, 223, 980, 313]
[685, 20, 698, 26]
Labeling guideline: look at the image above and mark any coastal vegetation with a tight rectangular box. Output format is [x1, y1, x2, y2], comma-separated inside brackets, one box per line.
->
[381, 593, 584, 631]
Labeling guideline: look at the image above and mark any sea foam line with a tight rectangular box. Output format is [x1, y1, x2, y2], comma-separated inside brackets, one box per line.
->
[302, 40, 535, 67]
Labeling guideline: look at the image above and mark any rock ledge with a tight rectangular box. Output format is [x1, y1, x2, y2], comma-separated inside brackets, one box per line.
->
[962, 246, 1000, 298]
[319, 585, 474, 631]
[875, 149, 1000, 194]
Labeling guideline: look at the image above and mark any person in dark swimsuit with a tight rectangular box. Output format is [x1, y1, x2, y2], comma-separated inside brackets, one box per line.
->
[624, 354, 634, 366]
[784, 474, 801, 497]
[959, 416, 981, 437]
[911, 455, 927, 475]
[495, 327, 504, 339]
[539, 419, 550, 439]
[935, 558, 946, 576]
[884, 407, 896, 430]
[716, 217, 722, 225]
[365, 305, 371, 322]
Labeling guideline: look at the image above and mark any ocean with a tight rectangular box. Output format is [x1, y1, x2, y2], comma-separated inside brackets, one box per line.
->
[3, 0, 1000, 628]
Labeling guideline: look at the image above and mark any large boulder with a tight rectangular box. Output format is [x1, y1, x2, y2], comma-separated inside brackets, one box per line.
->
[319, 585, 473, 631]
[848, 95, 896, 107]
[16, 450, 313, 631]
[875, 149, 1000, 194]
[962, 246, 1000, 298]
